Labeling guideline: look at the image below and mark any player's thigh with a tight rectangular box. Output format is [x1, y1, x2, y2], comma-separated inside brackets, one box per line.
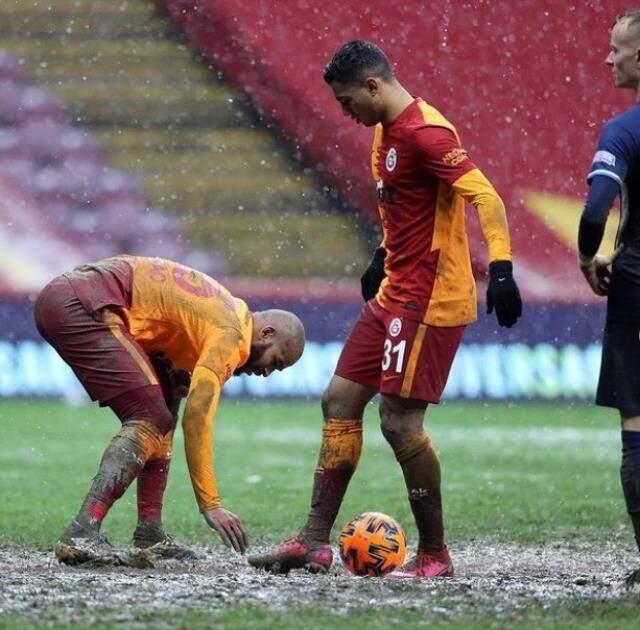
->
[322, 375, 376, 420]
[35, 278, 158, 404]
[108, 384, 176, 435]
[379, 319, 464, 404]
[334, 302, 387, 395]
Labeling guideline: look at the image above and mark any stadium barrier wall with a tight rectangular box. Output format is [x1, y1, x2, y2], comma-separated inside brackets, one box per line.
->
[0, 298, 605, 402]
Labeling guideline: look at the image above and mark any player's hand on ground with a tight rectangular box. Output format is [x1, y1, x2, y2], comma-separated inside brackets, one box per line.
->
[486, 260, 522, 328]
[203, 508, 248, 553]
[579, 248, 622, 297]
[360, 247, 386, 301]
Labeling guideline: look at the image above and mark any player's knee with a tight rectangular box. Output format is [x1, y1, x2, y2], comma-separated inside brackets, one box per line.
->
[379, 398, 425, 447]
[321, 378, 370, 419]
[321, 386, 353, 419]
[109, 385, 177, 436]
[380, 419, 404, 449]
[150, 405, 177, 436]
[321, 387, 337, 417]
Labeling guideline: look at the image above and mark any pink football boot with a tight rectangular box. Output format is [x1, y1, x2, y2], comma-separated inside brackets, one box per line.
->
[395, 546, 454, 578]
[248, 537, 333, 574]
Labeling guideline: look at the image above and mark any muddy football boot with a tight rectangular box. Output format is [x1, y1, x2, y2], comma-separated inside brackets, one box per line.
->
[132, 523, 197, 561]
[395, 546, 454, 578]
[247, 537, 333, 574]
[55, 521, 125, 566]
[625, 567, 640, 588]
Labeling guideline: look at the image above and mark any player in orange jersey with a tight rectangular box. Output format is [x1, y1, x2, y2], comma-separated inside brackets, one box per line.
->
[34, 255, 305, 565]
[249, 40, 521, 577]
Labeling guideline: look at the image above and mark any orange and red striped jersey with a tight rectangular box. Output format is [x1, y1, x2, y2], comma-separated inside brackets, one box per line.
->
[371, 98, 511, 326]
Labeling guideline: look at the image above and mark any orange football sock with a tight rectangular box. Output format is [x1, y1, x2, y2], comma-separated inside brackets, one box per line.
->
[392, 430, 444, 553]
[300, 418, 362, 544]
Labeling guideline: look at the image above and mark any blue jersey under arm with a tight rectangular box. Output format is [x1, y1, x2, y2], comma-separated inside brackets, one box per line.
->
[579, 113, 634, 259]
[578, 175, 620, 258]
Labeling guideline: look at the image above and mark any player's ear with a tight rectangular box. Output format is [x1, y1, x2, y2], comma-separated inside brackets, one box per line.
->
[260, 325, 276, 340]
[365, 77, 379, 95]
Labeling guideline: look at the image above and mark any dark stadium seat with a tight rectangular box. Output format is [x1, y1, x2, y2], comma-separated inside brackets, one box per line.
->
[0, 52, 24, 82]
[19, 86, 64, 123]
[0, 50, 207, 281]
[0, 80, 23, 124]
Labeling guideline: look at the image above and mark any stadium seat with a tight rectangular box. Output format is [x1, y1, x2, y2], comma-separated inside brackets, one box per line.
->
[0, 52, 24, 82]
[19, 86, 64, 123]
[0, 80, 24, 125]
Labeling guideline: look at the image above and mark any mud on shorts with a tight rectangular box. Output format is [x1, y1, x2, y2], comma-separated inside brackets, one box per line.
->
[596, 319, 640, 415]
[33, 275, 174, 433]
[335, 300, 465, 403]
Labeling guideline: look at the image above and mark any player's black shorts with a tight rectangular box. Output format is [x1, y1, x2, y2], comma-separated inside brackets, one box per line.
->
[596, 320, 640, 415]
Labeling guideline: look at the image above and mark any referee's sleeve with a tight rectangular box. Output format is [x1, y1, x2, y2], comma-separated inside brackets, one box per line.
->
[587, 121, 629, 187]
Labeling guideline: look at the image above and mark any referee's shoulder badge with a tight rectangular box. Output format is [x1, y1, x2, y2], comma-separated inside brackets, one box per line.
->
[592, 150, 616, 167]
[389, 317, 402, 337]
[386, 147, 397, 172]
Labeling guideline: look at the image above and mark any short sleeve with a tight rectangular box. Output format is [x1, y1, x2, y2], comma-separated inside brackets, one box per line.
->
[412, 126, 477, 185]
[587, 120, 630, 186]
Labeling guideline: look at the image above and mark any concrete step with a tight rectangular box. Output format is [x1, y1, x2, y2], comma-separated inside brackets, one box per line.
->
[185, 212, 366, 277]
[0, 0, 157, 16]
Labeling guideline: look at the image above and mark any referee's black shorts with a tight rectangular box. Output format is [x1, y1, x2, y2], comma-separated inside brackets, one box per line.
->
[597, 320, 640, 415]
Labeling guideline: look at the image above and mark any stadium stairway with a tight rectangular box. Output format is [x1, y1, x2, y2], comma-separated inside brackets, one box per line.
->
[0, 0, 368, 277]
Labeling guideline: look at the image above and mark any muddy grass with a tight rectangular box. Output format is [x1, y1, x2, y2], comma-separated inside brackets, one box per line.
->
[1, 541, 639, 627]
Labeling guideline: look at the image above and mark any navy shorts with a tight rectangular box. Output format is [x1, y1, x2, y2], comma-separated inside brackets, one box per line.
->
[596, 320, 640, 415]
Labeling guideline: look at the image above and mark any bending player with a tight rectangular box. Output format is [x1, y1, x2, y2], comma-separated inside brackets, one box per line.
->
[249, 40, 521, 577]
[35, 255, 305, 564]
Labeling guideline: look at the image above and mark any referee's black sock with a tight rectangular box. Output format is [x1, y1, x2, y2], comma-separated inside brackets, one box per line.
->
[621, 430, 640, 552]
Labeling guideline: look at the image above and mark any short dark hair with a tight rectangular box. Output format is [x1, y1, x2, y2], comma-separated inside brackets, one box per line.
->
[616, 7, 640, 38]
[323, 40, 393, 85]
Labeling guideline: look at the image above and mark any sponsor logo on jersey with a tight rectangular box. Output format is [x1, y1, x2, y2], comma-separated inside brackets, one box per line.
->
[386, 147, 397, 171]
[376, 179, 395, 204]
[389, 317, 402, 337]
[592, 150, 616, 167]
[442, 147, 468, 166]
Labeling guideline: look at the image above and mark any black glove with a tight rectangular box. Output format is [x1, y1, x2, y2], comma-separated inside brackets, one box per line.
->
[148, 351, 191, 417]
[361, 247, 386, 301]
[486, 260, 522, 328]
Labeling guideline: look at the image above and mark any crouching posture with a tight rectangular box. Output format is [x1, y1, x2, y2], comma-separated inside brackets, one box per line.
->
[34, 255, 305, 565]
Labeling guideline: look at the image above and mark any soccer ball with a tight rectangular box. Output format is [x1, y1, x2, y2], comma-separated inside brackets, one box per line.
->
[338, 511, 407, 577]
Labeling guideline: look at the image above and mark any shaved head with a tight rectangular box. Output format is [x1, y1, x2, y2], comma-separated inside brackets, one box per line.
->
[258, 309, 306, 364]
[236, 309, 305, 377]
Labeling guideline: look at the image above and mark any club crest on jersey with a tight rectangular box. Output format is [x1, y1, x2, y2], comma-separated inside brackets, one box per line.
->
[389, 317, 402, 337]
[385, 147, 397, 172]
